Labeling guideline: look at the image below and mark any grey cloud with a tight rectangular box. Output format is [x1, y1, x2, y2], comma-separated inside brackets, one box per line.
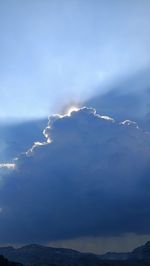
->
[86, 68, 150, 127]
[0, 108, 150, 244]
[0, 119, 47, 161]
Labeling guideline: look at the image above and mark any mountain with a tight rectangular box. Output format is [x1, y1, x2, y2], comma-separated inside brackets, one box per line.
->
[100, 252, 130, 261]
[100, 241, 150, 262]
[1, 242, 150, 266]
[0, 245, 84, 266]
[130, 241, 150, 260]
[0, 254, 22, 265]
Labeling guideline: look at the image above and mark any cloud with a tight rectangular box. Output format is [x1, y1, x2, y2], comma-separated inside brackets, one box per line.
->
[0, 163, 16, 169]
[0, 107, 150, 244]
[85, 68, 150, 126]
[0, 119, 47, 161]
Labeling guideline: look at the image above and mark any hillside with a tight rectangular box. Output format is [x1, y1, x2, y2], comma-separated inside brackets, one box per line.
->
[0, 242, 150, 266]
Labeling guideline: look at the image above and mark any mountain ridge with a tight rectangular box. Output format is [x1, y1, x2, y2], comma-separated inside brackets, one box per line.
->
[0, 241, 150, 265]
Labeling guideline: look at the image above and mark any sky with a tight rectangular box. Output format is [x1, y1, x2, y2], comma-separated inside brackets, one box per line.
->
[1, 0, 150, 255]
[0, 0, 150, 119]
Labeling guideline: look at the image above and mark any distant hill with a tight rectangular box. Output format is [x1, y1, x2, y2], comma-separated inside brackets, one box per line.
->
[130, 241, 150, 260]
[99, 241, 150, 262]
[0, 254, 22, 265]
[1, 242, 150, 265]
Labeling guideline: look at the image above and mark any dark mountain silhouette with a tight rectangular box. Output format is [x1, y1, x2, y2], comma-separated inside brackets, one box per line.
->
[0, 254, 22, 265]
[100, 252, 130, 261]
[130, 241, 150, 260]
[0, 242, 150, 266]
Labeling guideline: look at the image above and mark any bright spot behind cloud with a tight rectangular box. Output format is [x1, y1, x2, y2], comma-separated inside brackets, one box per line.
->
[66, 106, 80, 116]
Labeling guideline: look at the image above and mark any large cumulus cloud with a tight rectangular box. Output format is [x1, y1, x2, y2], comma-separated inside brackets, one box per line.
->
[0, 107, 150, 244]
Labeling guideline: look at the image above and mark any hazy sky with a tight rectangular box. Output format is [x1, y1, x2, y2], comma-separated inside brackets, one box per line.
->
[1, 0, 150, 119]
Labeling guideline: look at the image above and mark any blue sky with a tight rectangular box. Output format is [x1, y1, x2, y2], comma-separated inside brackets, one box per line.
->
[0, 0, 150, 119]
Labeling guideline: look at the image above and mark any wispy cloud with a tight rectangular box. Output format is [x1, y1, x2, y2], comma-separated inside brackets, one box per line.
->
[0, 163, 16, 170]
